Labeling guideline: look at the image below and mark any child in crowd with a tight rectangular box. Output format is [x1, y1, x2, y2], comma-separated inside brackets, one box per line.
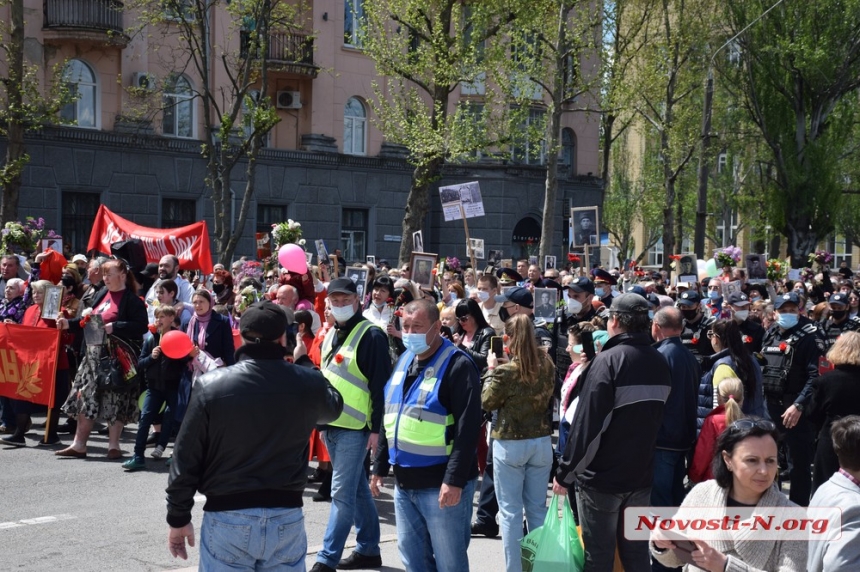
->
[689, 377, 745, 483]
[123, 306, 186, 472]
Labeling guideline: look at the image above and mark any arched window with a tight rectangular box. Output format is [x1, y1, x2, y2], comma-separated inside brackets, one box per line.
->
[59, 60, 97, 128]
[163, 75, 194, 138]
[561, 128, 576, 172]
[344, 97, 367, 155]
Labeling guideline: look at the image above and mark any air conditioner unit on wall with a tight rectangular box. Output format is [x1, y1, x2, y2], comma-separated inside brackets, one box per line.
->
[276, 91, 302, 109]
[132, 72, 157, 91]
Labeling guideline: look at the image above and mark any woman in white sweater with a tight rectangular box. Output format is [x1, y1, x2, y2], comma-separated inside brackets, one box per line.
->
[651, 419, 807, 571]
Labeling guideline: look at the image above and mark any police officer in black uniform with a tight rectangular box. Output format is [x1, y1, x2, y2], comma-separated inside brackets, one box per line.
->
[677, 290, 716, 369]
[760, 291, 824, 506]
[726, 291, 765, 353]
[820, 292, 860, 350]
[564, 276, 610, 328]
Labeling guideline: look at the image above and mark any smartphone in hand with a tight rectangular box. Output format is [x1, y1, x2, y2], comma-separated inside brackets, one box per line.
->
[490, 336, 503, 358]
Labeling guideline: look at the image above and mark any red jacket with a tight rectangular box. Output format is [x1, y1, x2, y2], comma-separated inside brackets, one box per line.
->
[689, 405, 727, 483]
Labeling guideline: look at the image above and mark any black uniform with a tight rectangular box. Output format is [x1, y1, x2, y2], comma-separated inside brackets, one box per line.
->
[819, 315, 860, 350]
[681, 313, 717, 370]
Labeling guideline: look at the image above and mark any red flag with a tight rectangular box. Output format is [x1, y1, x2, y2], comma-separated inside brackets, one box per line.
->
[0, 324, 60, 407]
[87, 205, 214, 274]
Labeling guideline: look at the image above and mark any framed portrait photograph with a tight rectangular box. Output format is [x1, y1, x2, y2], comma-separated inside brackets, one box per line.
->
[468, 238, 485, 260]
[42, 285, 64, 321]
[487, 250, 503, 266]
[528, 255, 538, 266]
[412, 231, 424, 253]
[500, 258, 513, 269]
[347, 267, 370, 301]
[366, 255, 376, 267]
[315, 239, 329, 263]
[746, 253, 767, 282]
[676, 254, 696, 278]
[41, 238, 63, 253]
[409, 252, 437, 290]
[544, 255, 556, 271]
[304, 251, 313, 266]
[569, 206, 599, 250]
[533, 288, 558, 321]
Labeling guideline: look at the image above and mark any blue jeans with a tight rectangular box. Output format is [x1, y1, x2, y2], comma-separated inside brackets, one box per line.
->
[134, 387, 178, 459]
[650, 449, 687, 508]
[493, 437, 553, 572]
[394, 478, 476, 572]
[316, 428, 380, 568]
[199, 507, 306, 571]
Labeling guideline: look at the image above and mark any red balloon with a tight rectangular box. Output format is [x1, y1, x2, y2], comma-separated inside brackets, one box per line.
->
[161, 330, 194, 359]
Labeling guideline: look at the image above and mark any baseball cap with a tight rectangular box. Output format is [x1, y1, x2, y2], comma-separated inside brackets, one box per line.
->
[610, 293, 650, 314]
[829, 292, 849, 306]
[774, 292, 800, 310]
[677, 291, 701, 307]
[327, 277, 358, 296]
[566, 276, 595, 295]
[140, 263, 159, 278]
[240, 300, 288, 342]
[71, 254, 88, 264]
[726, 292, 750, 307]
[626, 285, 647, 298]
[494, 286, 534, 308]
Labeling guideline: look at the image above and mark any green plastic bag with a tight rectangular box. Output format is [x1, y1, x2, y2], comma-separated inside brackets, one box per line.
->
[521, 494, 585, 572]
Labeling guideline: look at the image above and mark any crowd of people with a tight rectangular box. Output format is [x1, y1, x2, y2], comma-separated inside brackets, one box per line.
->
[2, 246, 860, 572]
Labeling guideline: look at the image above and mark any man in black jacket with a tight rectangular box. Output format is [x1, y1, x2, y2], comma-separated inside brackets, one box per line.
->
[166, 300, 343, 568]
[553, 293, 671, 572]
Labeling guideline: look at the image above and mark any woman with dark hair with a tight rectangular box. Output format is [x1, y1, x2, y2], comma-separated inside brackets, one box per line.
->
[481, 314, 555, 572]
[363, 275, 395, 328]
[452, 298, 495, 370]
[54, 258, 148, 459]
[186, 289, 235, 368]
[697, 319, 766, 431]
[652, 418, 807, 571]
[808, 331, 860, 492]
[211, 268, 234, 306]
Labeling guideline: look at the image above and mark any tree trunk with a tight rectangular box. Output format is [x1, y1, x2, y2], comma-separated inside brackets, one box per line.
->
[786, 224, 818, 268]
[399, 157, 444, 265]
[1, 0, 26, 225]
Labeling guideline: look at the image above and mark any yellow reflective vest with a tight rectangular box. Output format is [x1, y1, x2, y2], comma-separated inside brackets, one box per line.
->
[321, 320, 380, 430]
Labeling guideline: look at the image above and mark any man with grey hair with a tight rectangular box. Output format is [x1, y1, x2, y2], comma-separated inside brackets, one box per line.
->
[553, 293, 671, 572]
[0, 254, 20, 294]
[649, 307, 701, 572]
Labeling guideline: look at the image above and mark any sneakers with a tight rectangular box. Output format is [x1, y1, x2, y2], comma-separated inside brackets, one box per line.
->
[122, 457, 146, 472]
[338, 551, 382, 570]
[151, 445, 165, 459]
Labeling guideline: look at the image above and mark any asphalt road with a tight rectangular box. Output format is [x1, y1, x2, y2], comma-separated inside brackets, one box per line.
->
[1, 416, 508, 571]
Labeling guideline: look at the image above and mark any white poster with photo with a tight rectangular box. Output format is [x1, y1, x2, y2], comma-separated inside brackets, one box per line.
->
[468, 238, 485, 259]
[440, 181, 484, 221]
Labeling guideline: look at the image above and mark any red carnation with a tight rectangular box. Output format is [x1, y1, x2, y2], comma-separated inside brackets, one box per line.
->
[335, 354, 344, 364]
[394, 309, 403, 318]
[387, 298, 394, 304]
[779, 342, 788, 352]
[691, 337, 699, 345]
[148, 324, 157, 334]
[80, 315, 91, 327]
[743, 335, 752, 344]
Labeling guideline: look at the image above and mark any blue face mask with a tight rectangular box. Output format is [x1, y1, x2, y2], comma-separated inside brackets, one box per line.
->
[648, 310, 655, 320]
[595, 287, 606, 298]
[776, 313, 799, 329]
[708, 290, 721, 301]
[402, 332, 431, 354]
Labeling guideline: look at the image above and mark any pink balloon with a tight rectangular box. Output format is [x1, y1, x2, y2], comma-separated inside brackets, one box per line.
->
[278, 243, 308, 274]
[161, 330, 194, 359]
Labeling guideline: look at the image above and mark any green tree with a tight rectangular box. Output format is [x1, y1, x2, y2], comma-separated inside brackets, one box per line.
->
[361, 0, 524, 265]
[723, 0, 860, 266]
[128, 0, 293, 263]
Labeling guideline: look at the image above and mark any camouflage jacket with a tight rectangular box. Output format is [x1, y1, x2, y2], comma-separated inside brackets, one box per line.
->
[481, 353, 555, 440]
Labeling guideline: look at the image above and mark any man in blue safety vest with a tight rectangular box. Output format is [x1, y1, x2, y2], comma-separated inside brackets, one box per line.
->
[370, 298, 482, 572]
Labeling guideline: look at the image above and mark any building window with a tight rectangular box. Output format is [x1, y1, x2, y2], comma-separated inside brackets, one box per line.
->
[257, 203, 287, 249]
[648, 238, 663, 267]
[163, 75, 194, 138]
[164, 0, 194, 21]
[342, 208, 367, 262]
[560, 128, 576, 172]
[344, 97, 367, 156]
[715, 210, 739, 248]
[59, 60, 97, 129]
[62, 191, 101, 254]
[717, 152, 728, 174]
[162, 199, 196, 228]
[344, 0, 364, 47]
[830, 235, 852, 269]
[512, 108, 546, 165]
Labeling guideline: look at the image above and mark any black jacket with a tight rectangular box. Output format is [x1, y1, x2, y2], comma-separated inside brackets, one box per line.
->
[808, 364, 860, 491]
[761, 318, 824, 406]
[69, 287, 148, 349]
[166, 345, 343, 528]
[138, 331, 187, 392]
[184, 312, 236, 367]
[557, 332, 671, 493]
[457, 326, 496, 370]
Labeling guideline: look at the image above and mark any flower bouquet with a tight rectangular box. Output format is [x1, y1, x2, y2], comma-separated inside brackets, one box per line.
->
[714, 246, 742, 269]
[445, 256, 461, 271]
[765, 259, 788, 282]
[567, 253, 581, 268]
[808, 250, 833, 269]
[236, 285, 259, 313]
[1, 217, 60, 254]
[237, 260, 263, 283]
[271, 220, 306, 249]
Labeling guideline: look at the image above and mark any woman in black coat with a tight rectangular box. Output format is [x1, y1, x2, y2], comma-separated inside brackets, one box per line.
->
[185, 289, 236, 367]
[808, 331, 860, 493]
[453, 298, 496, 370]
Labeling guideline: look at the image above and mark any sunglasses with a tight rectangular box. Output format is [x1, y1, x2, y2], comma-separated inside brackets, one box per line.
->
[456, 316, 470, 323]
[266, 274, 275, 279]
[728, 418, 776, 432]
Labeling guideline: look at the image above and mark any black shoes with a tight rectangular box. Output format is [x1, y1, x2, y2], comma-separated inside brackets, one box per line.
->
[146, 432, 161, 447]
[309, 564, 336, 572]
[470, 521, 499, 538]
[1, 434, 26, 447]
[338, 551, 382, 569]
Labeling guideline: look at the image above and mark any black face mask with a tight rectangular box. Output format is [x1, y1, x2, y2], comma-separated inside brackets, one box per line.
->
[680, 309, 699, 322]
[212, 283, 226, 295]
[831, 310, 848, 321]
[61, 277, 76, 290]
[499, 307, 511, 323]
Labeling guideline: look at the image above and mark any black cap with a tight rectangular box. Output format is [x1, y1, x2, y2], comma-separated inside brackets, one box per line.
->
[240, 300, 288, 342]
[610, 293, 650, 314]
[726, 292, 750, 306]
[774, 292, 800, 309]
[140, 263, 159, 278]
[327, 277, 358, 295]
[494, 286, 534, 308]
[830, 292, 849, 306]
[677, 290, 701, 307]
[495, 268, 523, 284]
[566, 276, 595, 294]
[647, 292, 661, 308]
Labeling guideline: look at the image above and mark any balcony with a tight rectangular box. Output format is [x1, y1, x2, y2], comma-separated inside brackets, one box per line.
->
[240, 31, 319, 79]
[43, 0, 128, 47]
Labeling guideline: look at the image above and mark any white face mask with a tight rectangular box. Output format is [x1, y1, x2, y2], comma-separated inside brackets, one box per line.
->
[567, 298, 583, 315]
[476, 291, 490, 302]
[330, 304, 356, 323]
[733, 310, 749, 322]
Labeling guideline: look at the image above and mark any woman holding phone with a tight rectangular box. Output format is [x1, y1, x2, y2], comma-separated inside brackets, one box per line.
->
[452, 298, 495, 370]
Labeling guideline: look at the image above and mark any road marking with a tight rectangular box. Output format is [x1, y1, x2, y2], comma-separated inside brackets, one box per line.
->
[0, 514, 76, 530]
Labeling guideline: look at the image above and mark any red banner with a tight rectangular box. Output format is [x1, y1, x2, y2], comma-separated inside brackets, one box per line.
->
[0, 324, 60, 407]
[87, 205, 214, 274]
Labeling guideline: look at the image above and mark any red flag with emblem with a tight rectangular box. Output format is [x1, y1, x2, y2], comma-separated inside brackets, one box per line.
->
[0, 324, 60, 407]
